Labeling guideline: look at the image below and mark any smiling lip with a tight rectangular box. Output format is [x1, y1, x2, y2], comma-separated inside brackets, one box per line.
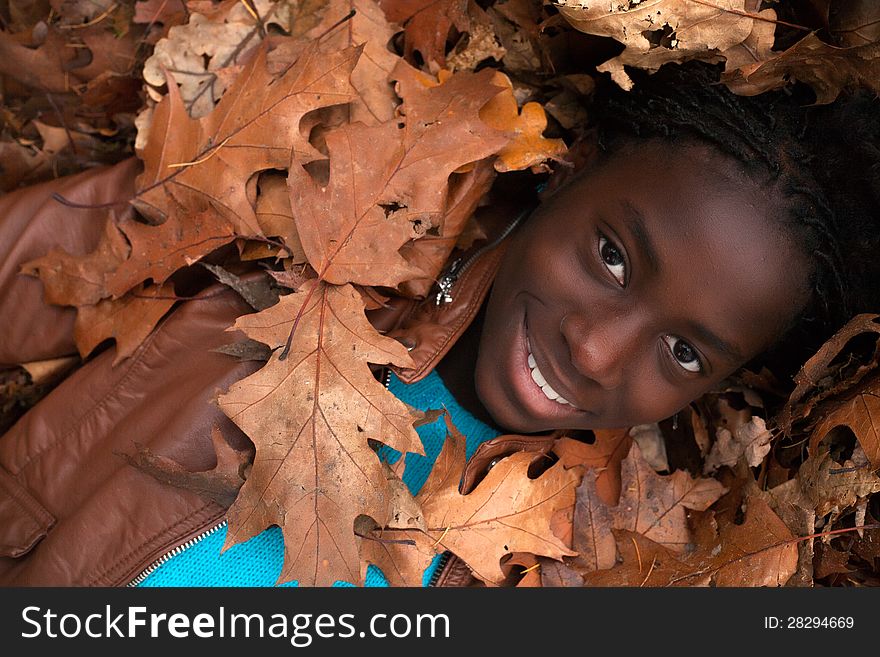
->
[510, 312, 587, 422]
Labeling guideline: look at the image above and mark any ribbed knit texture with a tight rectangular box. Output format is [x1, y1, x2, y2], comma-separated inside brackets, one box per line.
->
[138, 370, 500, 587]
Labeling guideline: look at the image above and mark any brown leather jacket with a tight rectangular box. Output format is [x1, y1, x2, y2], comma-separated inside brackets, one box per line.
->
[0, 159, 540, 586]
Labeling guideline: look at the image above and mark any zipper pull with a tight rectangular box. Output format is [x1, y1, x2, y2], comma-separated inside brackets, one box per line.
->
[435, 258, 463, 306]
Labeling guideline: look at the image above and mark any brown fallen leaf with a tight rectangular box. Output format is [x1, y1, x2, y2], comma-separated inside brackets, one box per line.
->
[807, 372, 880, 472]
[416, 416, 582, 585]
[141, 0, 306, 120]
[216, 279, 424, 586]
[121, 426, 252, 507]
[556, 0, 762, 90]
[135, 41, 360, 234]
[73, 282, 177, 364]
[779, 314, 880, 435]
[568, 468, 616, 573]
[612, 442, 727, 553]
[723, 31, 880, 103]
[552, 430, 632, 505]
[582, 494, 798, 587]
[379, 0, 471, 69]
[288, 62, 509, 286]
[253, 172, 308, 262]
[798, 444, 880, 517]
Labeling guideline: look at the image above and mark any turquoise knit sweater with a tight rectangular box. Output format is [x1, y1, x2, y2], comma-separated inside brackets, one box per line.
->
[137, 370, 500, 587]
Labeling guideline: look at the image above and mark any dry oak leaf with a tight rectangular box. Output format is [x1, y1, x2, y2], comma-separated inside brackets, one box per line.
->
[610, 442, 727, 553]
[23, 203, 238, 304]
[135, 41, 360, 234]
[378, 0, 471, 69]
[297, 0, 402, 126]
[478, 71, 568, 173]
[358, 528, 438, 587]
[778, 314, 880, 435]
[21, 211, 131, 307]
[553, 430, 633, 505]
[719, 0, 777, 73]
[288, 61, 510, 286]
[74, 282, 177, 364]
[799, 444, 880, 516]
[216, 279, 425, 586]
[808, 370, 880, 472]
[723, 31, 880, 104]
[703, 415, 772, 475]
[568, 467, 616, 573]
[583, 494, 797, 587]
[142, 0, 314, 119]
[417, 416, 582, 585]
[555, 0, 765, 90]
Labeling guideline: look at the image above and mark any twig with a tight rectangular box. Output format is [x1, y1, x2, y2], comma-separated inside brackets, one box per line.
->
[167, 136, 232, 168]
[58, 2, 119, 30]
[354, 531, 416, 546]
[639, 557, 657, 587]
[431, 526, 451, 549]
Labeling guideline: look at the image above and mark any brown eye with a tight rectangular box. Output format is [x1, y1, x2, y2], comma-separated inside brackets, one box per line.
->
[598, 235, 626, 286]
[662, 335, 703, 373]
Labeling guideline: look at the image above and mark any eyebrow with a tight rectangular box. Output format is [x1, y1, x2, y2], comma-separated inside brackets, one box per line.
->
[689, 322, 745, 364]
[616, 200, 745, 365]
[618, 199, 661, 275]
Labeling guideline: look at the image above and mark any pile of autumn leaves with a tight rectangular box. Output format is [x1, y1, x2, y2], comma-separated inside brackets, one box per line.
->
[10, 0, 880, 587]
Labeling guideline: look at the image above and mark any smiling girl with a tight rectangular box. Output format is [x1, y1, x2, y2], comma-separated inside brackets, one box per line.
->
[0, 61, 877, 586]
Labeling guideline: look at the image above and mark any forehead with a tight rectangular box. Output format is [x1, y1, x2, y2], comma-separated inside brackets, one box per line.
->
[549, 141, 811, 354]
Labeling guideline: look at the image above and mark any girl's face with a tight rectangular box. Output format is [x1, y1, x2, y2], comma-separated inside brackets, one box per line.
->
[475, 140, 811, 433]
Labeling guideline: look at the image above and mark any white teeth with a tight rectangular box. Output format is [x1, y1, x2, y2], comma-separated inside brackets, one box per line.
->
[526, 340, 575, 408]
[530, 366, 546, 387]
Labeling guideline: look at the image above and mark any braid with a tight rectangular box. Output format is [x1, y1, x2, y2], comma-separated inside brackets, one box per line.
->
[587, 61, 880, 377]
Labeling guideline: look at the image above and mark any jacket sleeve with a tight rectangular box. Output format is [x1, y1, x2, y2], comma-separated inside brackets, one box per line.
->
[0, 158, 141, 366]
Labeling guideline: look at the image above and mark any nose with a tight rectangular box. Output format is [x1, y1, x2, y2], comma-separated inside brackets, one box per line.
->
[560, 310, 641, 390]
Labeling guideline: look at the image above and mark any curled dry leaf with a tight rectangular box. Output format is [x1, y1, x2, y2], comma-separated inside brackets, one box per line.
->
[798, 444, 880, 517]
[807, 371, 880, 472]
[779, 314, 880, 435]
[555, 0, 766, 90]
[723, 31, 880, 103]
[378, 0, 471, 69]
[216, 279, 424, 586]
[703, 416, 772, 474]
[141, 0, 312, 120]
[364, 417, 582, 586]
[418, 418, 581, 585]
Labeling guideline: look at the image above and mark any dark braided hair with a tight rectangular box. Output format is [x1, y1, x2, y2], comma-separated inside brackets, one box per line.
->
[585, 61, 880, 380]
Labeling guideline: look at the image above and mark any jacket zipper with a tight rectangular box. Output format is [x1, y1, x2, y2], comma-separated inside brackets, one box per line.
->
[427, 552, 452, 587]
[434, 204, 535, 306]
[127, 519, 227, 587]
[381, 366, 452, 587]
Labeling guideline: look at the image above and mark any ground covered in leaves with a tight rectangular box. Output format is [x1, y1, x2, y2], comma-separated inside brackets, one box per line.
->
[2, 0, 879, 587]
